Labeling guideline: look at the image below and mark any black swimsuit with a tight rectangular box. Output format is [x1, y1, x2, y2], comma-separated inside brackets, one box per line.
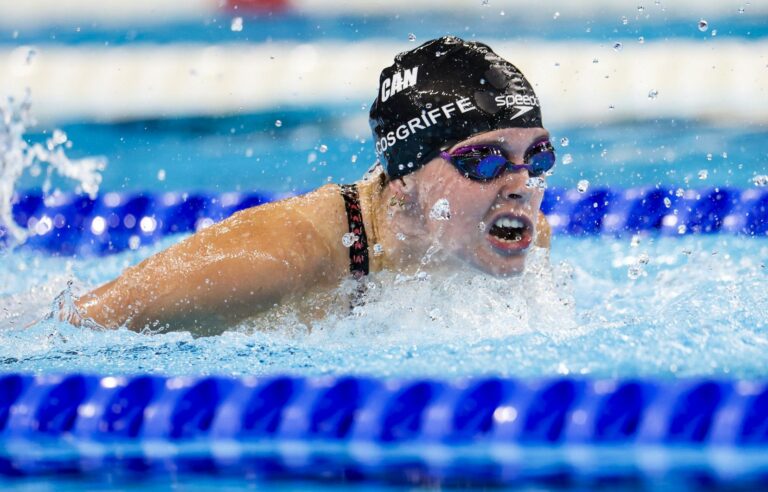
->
[339, 184, 370, 279]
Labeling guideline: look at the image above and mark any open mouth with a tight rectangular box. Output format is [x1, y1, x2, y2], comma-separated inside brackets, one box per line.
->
[487, 214, 534, 252]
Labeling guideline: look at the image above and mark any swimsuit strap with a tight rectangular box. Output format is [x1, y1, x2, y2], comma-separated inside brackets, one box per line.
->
[340, 184, 370, 278]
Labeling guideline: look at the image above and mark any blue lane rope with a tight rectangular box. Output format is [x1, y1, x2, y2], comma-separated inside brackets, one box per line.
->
[2, 186, 767, 255]
[0, 374, 767, 483]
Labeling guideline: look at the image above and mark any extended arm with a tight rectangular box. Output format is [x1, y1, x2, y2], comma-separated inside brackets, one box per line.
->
[74, 186, 347, 335]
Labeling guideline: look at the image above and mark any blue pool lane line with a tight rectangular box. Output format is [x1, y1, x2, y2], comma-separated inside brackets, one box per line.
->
[4, 186, 768, 255]
[0, 373, 767, 483]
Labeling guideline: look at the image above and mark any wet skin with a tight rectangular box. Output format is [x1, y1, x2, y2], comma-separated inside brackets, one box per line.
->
[73, 127, 551, 334]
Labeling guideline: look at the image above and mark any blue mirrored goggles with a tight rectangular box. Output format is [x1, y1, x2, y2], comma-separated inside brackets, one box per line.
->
[439, 140, 556, 181]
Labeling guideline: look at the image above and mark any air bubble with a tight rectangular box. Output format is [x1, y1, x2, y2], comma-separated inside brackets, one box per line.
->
[230, 17, 243, 32]
[698, 19, 708, 32]
[638, 252, 650, 265]
[613, 42, 623, 51]
[637, 5, 644, 12]
[627, 264, 642, 280]
[752, 175, 768, 187]
[157, 169, 166, 181]
[396, 232, 407, 241]
[373, 243, 384, 256]
[553, 12, 560, 19]
[319, 144, 328, 153]
[677, 224, 687, 234]
[429, 198, 451, 221]
[698, 169, 708, 180]
[638, 36, 645, 44]
[560, 137, 569, 147]
[621, 16, 628, 25]
[562, 153, 573, 165]
[675, 188, 685, 197]
[664, 197, 671, 208]
[477, 221, 486, 232]
[711, 29, 717, 37]
[351, 155, 358, 163]
[275, 120, 282, 127]
[341, 233, 359, 247]
[408, 33, 416, 42]
[648, 89, 658, 99]
[577, 179, 589, 193]
[738, 7, 745, 14]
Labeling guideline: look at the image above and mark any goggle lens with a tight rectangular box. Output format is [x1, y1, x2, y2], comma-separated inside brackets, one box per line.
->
[442, 141, 556, 181]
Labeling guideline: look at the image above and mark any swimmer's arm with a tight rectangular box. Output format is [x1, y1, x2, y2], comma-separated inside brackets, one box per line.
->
[74, 185, 348, 335]
[536, 211, 551, 249]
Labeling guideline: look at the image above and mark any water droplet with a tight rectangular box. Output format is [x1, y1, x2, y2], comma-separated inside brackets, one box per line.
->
[408, 33, 416, 42]
[230, 17, 243, 32]
[560, 137, 569, 147]
[526, 177, 548, 189]
[577, 179, 590, 193]
[664, 197, 671, 208]
[318, 144, 328, 153]
[51, 129, 68, 146]
[341, 232, 359, 247]
[398, 164, 405, 171]
[429, 198, 451, 221]
[157, 169, 166, 181]
[396, 232, 407, 241]
[752, 175, 768, 187]
[698, 169, 708, 180]
[562, 153, 573, 165]
[698, 19, 708, 32]
[373, 243, 384, 256]
[613, 42, 623, 51]
[648, 89, 659, 99]
[274, 119, 282, 127]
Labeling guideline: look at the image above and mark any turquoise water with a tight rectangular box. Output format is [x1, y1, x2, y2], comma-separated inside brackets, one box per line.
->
[21, 118, 768, 194]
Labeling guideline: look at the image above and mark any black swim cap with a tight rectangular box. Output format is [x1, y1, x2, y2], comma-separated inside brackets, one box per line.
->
[369, 36, 543, 179]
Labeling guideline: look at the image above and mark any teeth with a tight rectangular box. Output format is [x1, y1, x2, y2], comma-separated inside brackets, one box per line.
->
[493, 217, 525, 229]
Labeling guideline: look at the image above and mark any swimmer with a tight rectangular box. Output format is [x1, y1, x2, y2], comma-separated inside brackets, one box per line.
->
[71, 36, 555, 335]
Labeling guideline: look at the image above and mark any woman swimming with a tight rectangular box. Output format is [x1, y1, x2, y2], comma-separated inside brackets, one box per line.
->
[71, 36, 555, 335]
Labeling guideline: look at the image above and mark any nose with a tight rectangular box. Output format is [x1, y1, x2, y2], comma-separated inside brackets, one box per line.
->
[497, 166, 533, 204]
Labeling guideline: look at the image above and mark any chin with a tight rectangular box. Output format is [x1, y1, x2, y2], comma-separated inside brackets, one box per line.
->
[468, 252, 528, 277]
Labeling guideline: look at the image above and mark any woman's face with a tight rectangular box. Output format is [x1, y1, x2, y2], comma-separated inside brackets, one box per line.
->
[407, 127, 550, 277]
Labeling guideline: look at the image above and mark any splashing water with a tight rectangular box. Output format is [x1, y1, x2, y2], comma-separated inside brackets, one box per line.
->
[0, 93, 106, 245]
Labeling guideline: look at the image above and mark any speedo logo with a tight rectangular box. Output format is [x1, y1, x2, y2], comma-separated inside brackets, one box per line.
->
[494, 94, 540, 120]
[381, 66, 419, 102]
